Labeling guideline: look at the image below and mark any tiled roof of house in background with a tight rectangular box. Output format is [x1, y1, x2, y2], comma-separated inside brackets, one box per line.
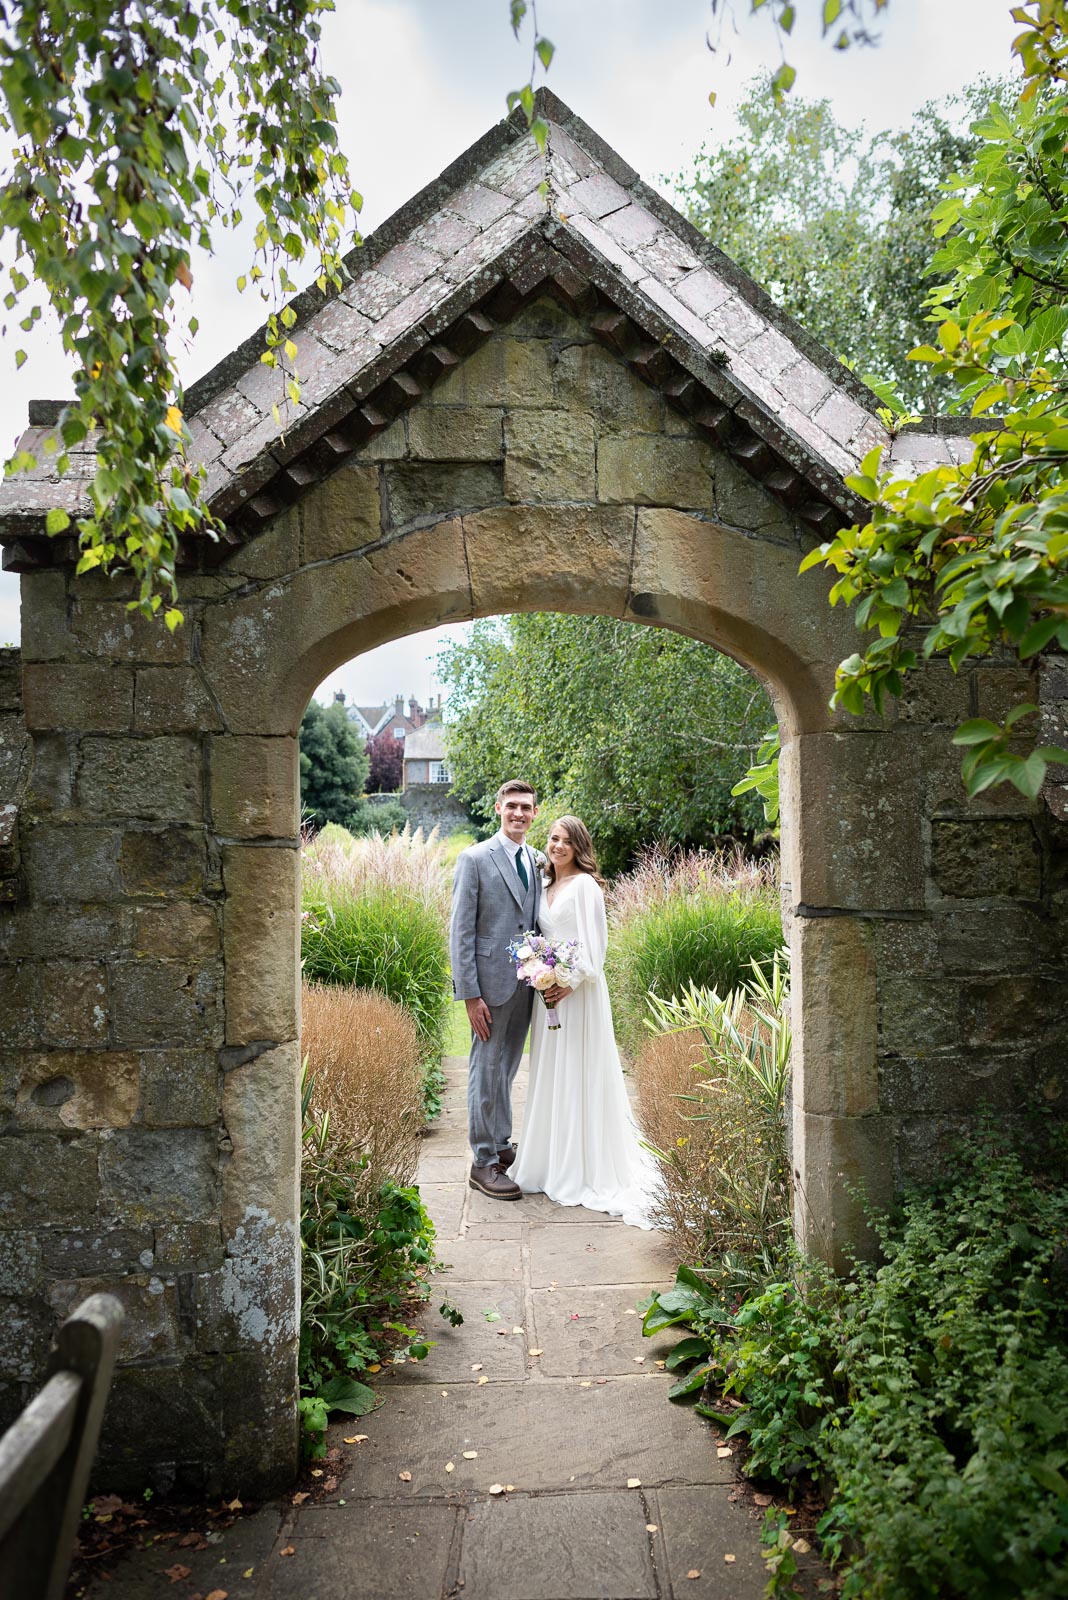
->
[0, 89, 975, 570]
[403, 723, 446, 763]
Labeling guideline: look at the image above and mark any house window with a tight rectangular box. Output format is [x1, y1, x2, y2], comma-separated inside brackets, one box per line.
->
[430, 761, 450, 784]
[393, 726, 405, 739]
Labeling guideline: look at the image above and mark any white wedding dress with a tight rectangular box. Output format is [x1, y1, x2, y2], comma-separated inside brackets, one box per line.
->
[511, 871, 658, 1230]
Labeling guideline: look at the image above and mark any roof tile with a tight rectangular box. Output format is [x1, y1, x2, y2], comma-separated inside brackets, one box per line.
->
[570, 170, 631, 220]
[673, 267, 732, 319]
[601, 204, 661, 250]
[451, 181, 514, 228]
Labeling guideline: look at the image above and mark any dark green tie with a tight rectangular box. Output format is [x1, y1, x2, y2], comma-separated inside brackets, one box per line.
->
[515, 847, 529, 892]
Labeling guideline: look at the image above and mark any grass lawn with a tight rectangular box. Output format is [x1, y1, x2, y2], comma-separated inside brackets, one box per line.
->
[445, 999, 472, 1057]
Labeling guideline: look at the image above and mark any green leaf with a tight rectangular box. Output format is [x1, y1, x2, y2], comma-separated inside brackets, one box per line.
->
[668, 1364, 712, 1401]
[951, 719, 1002, 747]
[535, 36, 555, 70]
[316, 1374, 375, 1416]
[664, 1336, 714, 1370]
[45, 507, 71, 535]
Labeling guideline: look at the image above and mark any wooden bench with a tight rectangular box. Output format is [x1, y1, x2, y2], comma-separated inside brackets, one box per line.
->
[0, 1293, 124, 1600]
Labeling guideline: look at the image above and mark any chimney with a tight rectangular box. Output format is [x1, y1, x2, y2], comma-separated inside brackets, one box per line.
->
[333, 690, 345, 704]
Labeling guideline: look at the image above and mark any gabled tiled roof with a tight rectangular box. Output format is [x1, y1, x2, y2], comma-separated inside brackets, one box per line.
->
[0, 90, 973, 572]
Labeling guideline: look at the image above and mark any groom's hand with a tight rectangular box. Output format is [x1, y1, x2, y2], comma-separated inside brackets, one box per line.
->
[466, 997, 492, 1042]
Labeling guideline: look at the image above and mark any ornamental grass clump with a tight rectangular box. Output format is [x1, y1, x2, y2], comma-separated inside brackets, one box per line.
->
[301, 824, 452, 1116]
[633, 952, 792, 1287]
[298, 985, 455, 1456]
[606, 845, 782, 1060]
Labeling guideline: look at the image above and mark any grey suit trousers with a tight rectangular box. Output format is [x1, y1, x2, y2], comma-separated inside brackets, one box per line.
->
[467, 982, 534, 1168]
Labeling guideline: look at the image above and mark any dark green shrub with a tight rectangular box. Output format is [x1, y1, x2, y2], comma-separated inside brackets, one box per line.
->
[643, 1137, 1068, 1600]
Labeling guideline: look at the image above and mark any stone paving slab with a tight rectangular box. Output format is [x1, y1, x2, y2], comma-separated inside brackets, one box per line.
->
[276, 1502, 461, 1600]
[530, 1284, 677, 1376]
[336, 1375, 734, 1497]
[417, 1152, 470, 1183]
[420, 1181, 467, 1240]
[393, 1282, 528, 1383]
[458, 1489, 657, 1600]
[529, 1221, 675, 1285]
[79, 1505, 284, 1598]
[433, 1231, 523, 1281]
[649, 1486, 769, 1599]
[470, 1187, 615, 1226]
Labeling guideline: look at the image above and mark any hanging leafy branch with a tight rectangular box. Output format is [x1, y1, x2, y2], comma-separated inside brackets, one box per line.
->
[800, 39, 1068, 800]
[0, 0, 361, 624]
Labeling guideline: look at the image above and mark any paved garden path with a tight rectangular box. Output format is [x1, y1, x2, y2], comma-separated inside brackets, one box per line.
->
[82, 1056, 820, 1599]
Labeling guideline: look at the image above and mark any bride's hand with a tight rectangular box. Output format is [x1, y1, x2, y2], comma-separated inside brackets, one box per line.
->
[542, 983, 570, 1006]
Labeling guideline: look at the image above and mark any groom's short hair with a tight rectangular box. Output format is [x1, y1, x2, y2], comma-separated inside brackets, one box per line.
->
[496, 779, 537, 805]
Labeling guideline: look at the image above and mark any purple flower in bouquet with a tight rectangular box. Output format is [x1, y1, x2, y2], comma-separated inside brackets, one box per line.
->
[507, 932, 582, 1030]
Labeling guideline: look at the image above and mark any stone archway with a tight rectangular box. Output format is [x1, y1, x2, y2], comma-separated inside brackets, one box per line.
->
[2, 91, 1063, 1495]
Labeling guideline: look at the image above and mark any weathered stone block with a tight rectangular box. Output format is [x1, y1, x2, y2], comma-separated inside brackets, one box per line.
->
[940, 905, 1054, 973]
[552, 342, 661, 431]
[154, 1221, 225, 1271]
[0, 652, 22, 714]
[898, 664, 972, 727]
[139, 1050, 220, 1126]
[221, 1041, 300, 1234]
[974, 664, 1037, 724]
[713, 455, 789, 534]
[878, 976, 959, 1057]
[432, 335, 552, 407]
[868, 917, 940, 976]
[210, 735, 298, 839]
[222, 847, 299, 1045]
[0, 1132, 100, 1226]
[24, 732, 73, 813]
[95, 1360, 222, 1487]
[0, 1230, 41, 1295]
[408, 405, 504, 461]
[22, 662, 133, 732]
[0, 712, 28, 794]
[36, 961, 109, 1048]
[100, 1128, 218, 1222]
[781, 730, 928, 911]
[13, 1049, 139, 1129]
[224, 505, 302, 583]
[464, 504, 634, 619]
[598, 435, 714, 509]
[111, 959, 220, 1048]
[961, 974, 1060, 1048]
[791, 914, 878, 1116]
[503, 410, 596, 502]
[385, 461, 502, 526]
[79, 736, 203, 822]
[301, 465, 382, 563]
[18, 571, 70, 663]
[879, 1048, 1029, 1116]
[48, 1273, 179, 1362]
[931, 820, 1042, 900]
[41, 1226, 153, 1278]
[793, 1110, 896, 1269]
[70, 601, 191, 665]
[0, 963, 36, 1048]
[134, 667, 223, 733]
[0, 1295, 54, 1382]
[356, 416, 407, 461]
[24, 823, 122, 903]
[133, 902, 220, 962]
[120, 826, 215, 896]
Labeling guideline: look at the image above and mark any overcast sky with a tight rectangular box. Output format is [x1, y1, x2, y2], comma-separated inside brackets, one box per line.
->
[0, 0, 1021, 705]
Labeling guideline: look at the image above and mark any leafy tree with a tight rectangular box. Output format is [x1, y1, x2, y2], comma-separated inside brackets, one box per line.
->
[803, 11, 1068, 800]
[437, 614, 771, 874]
[1, 0, 359, 622]
[365, 727, 404, 794]
[672, 75, 1008, 410]
[299, 698, 370, 831]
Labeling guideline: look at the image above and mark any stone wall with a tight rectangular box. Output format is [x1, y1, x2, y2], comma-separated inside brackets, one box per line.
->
[1, 298, 1065, 1494]
[398, 785, 473, 836]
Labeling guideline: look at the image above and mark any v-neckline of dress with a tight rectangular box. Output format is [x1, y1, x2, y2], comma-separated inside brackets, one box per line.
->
[545, 873, 581, 912]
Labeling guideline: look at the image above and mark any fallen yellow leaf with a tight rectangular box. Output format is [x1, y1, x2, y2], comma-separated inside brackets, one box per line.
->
[579, 1380, 592, 1388]
[528, 1348, 543, 1358]
[512, 1326, 524, 1335]
[291, 1491, 309, 1505]
[205, 1590, 228, 1600]
[226, 1498, 242, 1511]
[627, 1478, 642, 1489]
[477, 1375, 490, 1385]
[793, 1538, 812, 1554]
[398, 1471, 412, 1483]
[646, 1523, 658, 1533]
[488, 1483, 505, 1495]
[724, 1553, 737, 1563]
[279, 1547, 295, 1558]
[445, 1462, 455, 1473]
[344, 1435, 369, 1444]
[310, 1470, 322, 1479]
[470, 1363, 483, 1372]
[687, 1570, 701, 1580]
[367, 1363, 381, 1374]
[462, 1450, 478, 1459]
[505, 1484, 515, 1491]
[624, 1308, 637, 1315]
[633, 1357, 646, 1365]
[717, 1446, 732, 1458]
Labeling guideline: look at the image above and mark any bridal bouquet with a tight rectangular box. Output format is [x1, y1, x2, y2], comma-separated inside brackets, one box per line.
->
[507, 932, 582, 1030]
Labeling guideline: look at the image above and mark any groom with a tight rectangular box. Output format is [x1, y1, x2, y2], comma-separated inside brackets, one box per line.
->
[449, 779, 541, 1200]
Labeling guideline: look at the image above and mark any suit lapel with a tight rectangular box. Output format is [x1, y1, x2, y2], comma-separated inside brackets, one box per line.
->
[489, 839, 524, 909]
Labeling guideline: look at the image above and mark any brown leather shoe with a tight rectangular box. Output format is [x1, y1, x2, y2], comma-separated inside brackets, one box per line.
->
[469, 1162, 522, 1200]
[497, 1144, 517, 1169]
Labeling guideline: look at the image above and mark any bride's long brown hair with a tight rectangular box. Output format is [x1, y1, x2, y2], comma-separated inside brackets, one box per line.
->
[544, 816, 606, 889]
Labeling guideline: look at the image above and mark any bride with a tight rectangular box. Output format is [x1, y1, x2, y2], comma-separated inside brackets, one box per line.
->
[511, 816, 657, 1230]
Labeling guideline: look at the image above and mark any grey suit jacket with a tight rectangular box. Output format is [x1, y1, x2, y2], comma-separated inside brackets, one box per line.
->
[449, 836, 542, 1007]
